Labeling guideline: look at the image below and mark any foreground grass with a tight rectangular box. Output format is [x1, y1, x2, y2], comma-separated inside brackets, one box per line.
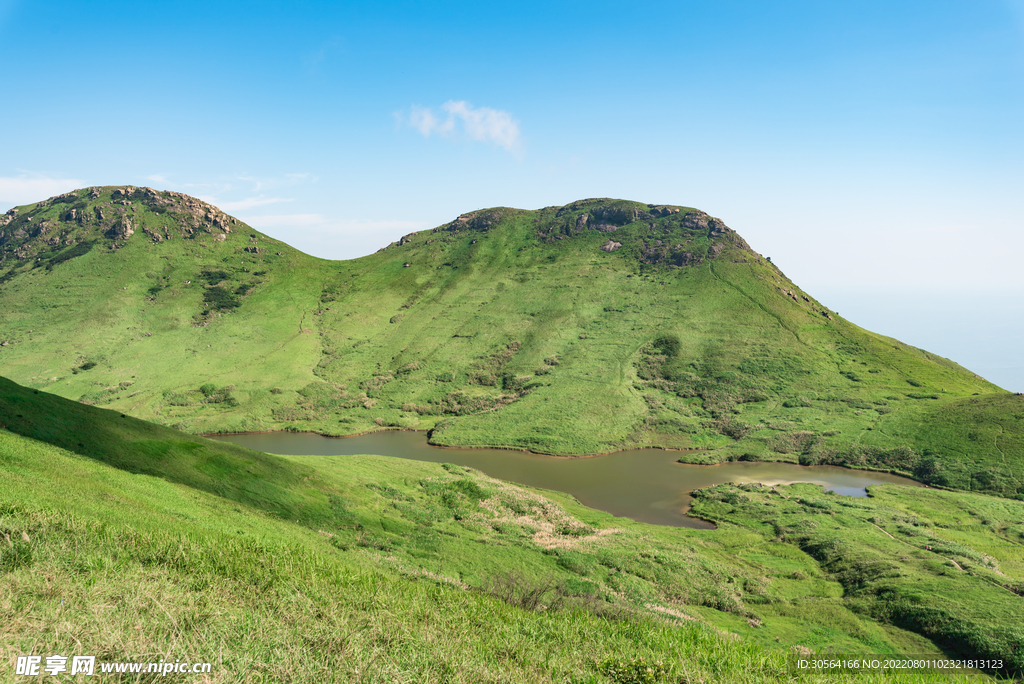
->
[1, 428, 988, 684]
[3, 377, 1022, 680]
[691, 482, 1024, 678]
[0, 376, 935, 656]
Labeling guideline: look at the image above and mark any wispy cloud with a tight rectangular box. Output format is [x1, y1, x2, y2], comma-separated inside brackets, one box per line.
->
[242, 213, 425, 234]
[241, 213, 326, 228]
[303, 37, 342, 73]
[239, 213, 429, 259]
[400, 100, 522, 152]
[201, 195, 295, 211]
[145, 174, 169, 185]
[234, 173, 317, 193]
[0, 173, 84, 205]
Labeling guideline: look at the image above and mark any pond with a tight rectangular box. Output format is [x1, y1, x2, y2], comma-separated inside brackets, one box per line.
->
[207, 431, 922, 529]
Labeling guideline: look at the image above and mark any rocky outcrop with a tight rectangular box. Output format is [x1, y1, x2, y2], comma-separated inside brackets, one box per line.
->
[683, 210, 731, 237]
[648, 204, 682, 217]
[441, 207, 517, 233]
[640, 239, 704, 267]
[108, 215, 134, 240]
[590, 204, 642, 229]
[600, 240, 622, 252]
[0, 186, 250, 271]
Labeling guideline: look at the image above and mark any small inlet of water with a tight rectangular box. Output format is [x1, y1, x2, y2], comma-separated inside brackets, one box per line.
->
[208, 431, 921, 528]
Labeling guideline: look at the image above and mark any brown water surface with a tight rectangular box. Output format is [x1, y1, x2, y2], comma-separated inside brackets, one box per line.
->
[208, 431, 921, 529]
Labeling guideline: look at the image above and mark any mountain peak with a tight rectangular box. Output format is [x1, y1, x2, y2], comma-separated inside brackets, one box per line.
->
[0, 186, 246, 267]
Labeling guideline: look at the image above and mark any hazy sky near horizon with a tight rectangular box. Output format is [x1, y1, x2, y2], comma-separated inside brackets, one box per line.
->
[1, 0, 1022, 388]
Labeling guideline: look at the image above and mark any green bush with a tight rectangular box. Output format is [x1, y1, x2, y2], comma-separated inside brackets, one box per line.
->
[652, 334, 680, 359]
[203, 286, 240, 311]
[599, 656, 668, 684]
[199, 269, 229, 285]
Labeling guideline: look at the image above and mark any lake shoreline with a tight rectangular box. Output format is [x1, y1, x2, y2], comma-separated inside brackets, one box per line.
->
[207, 430, 923, 529]
[200, 426, 710, 459]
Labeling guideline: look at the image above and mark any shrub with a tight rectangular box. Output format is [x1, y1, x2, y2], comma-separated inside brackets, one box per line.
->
[199, 269, 229, 285]
[652, 334, 680, 359]
[203, 286, 240, 311]
[599, 656, 668, 684]
[45, 241, 95, 271]
[483, 572, 558, 612]
[782, 397, 811, 408]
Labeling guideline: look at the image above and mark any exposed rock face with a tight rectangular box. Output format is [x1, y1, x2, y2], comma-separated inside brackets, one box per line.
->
[590, 204, 641, 229]
[551, 200, 693, 235]
[0, 186, 249, 271]
[441, 207, 517, 233]
[648, 204, 681, 217]
[640, 239, 703, 267]
[536, 199, 752, 268]
[108, 215, 134, 240]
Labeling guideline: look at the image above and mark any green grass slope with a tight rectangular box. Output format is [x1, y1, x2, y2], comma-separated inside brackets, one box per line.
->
[1, 189, 1020, 501]
[4, 430, 983, 684]
[3, 376, 1022, 679]
[691, 482, 1024, 678]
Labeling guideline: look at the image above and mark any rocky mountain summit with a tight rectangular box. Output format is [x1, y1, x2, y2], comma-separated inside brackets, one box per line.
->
[0, 186, 243, 270]
[386, 198, 754, 271]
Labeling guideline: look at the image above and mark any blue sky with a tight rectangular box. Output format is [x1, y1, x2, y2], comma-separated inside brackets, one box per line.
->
[1, 0, 1022, 388]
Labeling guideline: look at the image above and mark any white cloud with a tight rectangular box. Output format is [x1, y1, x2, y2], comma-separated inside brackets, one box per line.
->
[200, 195, 295, 211]
[145, 174, 169, 184]
[401, 100, 521, 152]
[240, 213, 327, 228]
[0, 174, 84, 205]
[238, 212, 429, 260]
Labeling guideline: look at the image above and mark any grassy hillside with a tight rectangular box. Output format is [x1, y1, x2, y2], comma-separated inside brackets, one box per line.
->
[691, 482, 1024, 677]
[1, 188, 1021, 502]
[3, 377, 1022, 679]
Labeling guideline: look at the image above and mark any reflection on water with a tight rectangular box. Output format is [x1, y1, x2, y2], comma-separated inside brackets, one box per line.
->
[207, 431, 921, 529]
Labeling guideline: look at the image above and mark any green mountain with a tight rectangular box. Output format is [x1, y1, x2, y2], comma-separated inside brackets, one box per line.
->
[3, 375, 1022, 680]
[1, 187, 1021, 499]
